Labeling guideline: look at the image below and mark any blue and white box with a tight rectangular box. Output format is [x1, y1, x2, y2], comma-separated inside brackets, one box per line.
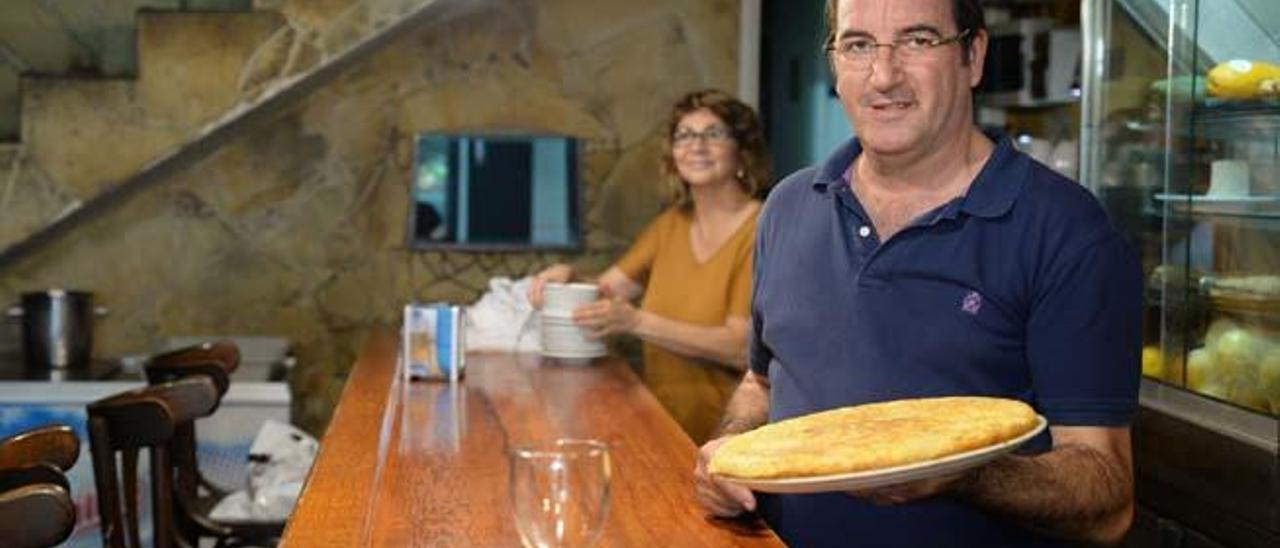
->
[402, 303, 466, 382]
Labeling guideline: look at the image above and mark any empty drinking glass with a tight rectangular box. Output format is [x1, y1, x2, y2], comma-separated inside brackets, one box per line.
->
[509, 439, 612, 548]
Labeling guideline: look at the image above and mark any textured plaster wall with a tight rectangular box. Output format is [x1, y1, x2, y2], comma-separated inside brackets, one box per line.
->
[0, 0, 739, 433]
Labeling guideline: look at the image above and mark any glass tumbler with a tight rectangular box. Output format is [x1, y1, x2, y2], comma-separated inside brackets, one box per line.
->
[509, 439, 612, 548]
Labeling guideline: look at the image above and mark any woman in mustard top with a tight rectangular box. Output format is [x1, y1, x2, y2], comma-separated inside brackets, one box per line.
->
[529, 89, 772, 443]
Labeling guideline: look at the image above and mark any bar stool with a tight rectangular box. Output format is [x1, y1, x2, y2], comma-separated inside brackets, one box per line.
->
[0, 483, 76, 548]
[0, 424, 79, 471]
[87, 377, 219, 548]
[145, 340, 238, 500]
[0, 424, 79, 494]
[0, 424, 79, 548]
[145, 341, 284, 547]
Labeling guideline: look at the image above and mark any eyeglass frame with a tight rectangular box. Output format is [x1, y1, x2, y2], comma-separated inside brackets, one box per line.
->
[671, 126, 736, 147]
[825, 28, 972, 69]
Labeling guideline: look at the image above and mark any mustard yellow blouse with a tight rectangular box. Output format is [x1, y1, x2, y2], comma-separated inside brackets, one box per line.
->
[615, 205, 756, 443]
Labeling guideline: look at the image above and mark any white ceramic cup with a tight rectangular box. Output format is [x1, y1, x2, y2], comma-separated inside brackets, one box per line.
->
[542, 283, 600, 318]
[540, 312, 606, 360]
[1208, 160, 1250, 197]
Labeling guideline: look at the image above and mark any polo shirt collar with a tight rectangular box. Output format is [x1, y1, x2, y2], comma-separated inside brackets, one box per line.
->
[809, 130, 1027, 219]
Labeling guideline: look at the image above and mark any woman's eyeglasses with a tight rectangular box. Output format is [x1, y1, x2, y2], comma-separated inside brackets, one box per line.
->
[672, 127, 734, 147]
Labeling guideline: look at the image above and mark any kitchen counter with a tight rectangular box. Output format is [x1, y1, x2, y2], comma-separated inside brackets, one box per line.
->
[282, 331, 782, 547]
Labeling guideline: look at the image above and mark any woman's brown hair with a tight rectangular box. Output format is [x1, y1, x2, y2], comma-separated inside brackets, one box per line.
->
[659, 89, 772, 207]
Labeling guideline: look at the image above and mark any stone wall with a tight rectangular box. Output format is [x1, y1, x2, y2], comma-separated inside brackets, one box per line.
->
[0, 0, 740, 433]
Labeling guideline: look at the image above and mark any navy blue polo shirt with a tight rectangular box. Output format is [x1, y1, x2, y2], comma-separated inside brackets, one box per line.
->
[748, 134, 1142, 547]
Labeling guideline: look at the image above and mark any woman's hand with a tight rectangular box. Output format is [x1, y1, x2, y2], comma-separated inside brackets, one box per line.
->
[527, 263, 574, 309]
[571, 288, 641, 337]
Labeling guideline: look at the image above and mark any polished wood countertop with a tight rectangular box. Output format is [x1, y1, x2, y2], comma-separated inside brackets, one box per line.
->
[282, 332, 781, 547]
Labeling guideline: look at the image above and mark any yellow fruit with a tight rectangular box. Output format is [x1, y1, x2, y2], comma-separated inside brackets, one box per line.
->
[1199, 381, 1231, 401]
[1141, 346, 1163, 378]
[1214, 328, 1262, 382]
[1207, 60, 1280, 99]
[1231, 383, 1270, 412]
[1205, 318, 1238, 348]
[1259, 348, 1280, 389]
[1186, 347, 1216, 390]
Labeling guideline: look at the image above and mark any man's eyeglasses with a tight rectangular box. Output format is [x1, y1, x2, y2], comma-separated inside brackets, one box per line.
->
[827, 29, 970, 70]
[672, 127, 734, 147]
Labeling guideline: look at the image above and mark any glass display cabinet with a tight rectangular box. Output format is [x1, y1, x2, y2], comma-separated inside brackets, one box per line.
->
[1081, 0, 1278, 545]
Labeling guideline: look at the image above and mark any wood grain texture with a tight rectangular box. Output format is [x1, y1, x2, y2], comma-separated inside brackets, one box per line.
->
[283, 332, 780, 547]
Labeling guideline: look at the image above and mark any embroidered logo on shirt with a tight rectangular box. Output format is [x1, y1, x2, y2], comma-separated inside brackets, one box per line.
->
[961, 291, 983, 315]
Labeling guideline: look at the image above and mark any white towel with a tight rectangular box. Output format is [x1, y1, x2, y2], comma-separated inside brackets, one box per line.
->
[466, 276, 541, 353]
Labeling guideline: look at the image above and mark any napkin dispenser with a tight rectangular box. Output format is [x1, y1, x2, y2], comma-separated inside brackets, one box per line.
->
[402, 303, 466, 382]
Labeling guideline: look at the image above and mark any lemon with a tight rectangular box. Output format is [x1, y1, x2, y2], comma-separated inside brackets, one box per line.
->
[1199, 381, 1231, 401]
[1141, 346, 1163, 378]
[1214, 328, 1262, 382]
[1205, 318, 1238, 349]
[1231, 382, 1270, 412]
[1186, 347, 1216, 390]
[1259, 348, 1280, 389]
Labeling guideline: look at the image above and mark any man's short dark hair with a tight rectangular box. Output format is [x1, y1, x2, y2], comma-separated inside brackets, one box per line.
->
[824, 0, 986, 65]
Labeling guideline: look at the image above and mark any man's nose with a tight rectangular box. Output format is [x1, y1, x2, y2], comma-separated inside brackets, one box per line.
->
[866, 48, 904, 90]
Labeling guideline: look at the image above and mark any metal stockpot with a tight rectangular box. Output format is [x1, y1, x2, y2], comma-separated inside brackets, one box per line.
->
[6, 290, 107, 371]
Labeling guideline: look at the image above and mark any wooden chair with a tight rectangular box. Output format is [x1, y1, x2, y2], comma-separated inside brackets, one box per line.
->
[87, 377, 219, 548]
[0, 483, 76, 548]
[145, 341, 240, 398]
[0, 424, 79, 472]
[145, 340, 238, 501]
[0, 424, 79, 547]
[0, 463, 69, 494]
[0, 423, 79, 494]
[145, 341, 284, 547]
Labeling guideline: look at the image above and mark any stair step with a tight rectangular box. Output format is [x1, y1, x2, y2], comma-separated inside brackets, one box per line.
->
[0, 1, 94, 75]
[0, 142, 21, 164]
[136, 10, 286, 127]
[19, 75, 183, 199]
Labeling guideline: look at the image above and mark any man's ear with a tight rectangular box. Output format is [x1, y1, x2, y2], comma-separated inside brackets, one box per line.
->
[967, 29, 989, 89]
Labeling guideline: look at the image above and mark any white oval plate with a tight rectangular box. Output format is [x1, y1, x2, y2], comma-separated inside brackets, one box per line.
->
[715, 415, 1048, 494]
[540, 348, 607, 360]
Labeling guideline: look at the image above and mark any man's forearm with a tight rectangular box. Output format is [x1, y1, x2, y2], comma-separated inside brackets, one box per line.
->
[713, 371, 770, 437]
[956, 442, 1133, 544]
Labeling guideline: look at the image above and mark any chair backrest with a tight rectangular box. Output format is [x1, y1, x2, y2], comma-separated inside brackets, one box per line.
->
[0, 464, 70, 494]
[0, 483, 76, 548]
[0, 424, 79, 472]
[142, 341, 239, 531]
[145, 340, 240, 400]
[87, 377, 218, 548]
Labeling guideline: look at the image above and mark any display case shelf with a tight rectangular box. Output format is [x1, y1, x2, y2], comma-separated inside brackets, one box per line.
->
[1188, 100, 1280, 139]
[1154, 194, 1280, 219]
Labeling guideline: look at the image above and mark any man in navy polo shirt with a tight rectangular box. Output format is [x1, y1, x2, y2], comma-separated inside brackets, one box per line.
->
[693, 0, 1141, 546]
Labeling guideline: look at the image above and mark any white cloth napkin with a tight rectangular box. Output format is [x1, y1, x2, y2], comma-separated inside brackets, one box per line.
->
[465, 276, 542, 353]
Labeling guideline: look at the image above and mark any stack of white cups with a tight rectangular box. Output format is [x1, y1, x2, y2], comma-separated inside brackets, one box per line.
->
[540, 283, 607, 360]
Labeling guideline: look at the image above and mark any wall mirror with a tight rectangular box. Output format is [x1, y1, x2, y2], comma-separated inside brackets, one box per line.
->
[409, 132, 582, 250]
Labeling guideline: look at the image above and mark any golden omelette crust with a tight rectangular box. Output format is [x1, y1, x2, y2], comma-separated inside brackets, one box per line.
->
[708, 397, 1039, 479]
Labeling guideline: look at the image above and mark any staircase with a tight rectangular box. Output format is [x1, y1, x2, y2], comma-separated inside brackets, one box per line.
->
[0, 0, 470, 268]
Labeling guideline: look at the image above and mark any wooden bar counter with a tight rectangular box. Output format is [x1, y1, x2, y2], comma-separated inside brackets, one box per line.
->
[282, 332, 782, 547]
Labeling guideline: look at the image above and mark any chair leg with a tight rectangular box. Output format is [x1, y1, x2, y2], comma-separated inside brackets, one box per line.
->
[123, 448, 142, 548]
